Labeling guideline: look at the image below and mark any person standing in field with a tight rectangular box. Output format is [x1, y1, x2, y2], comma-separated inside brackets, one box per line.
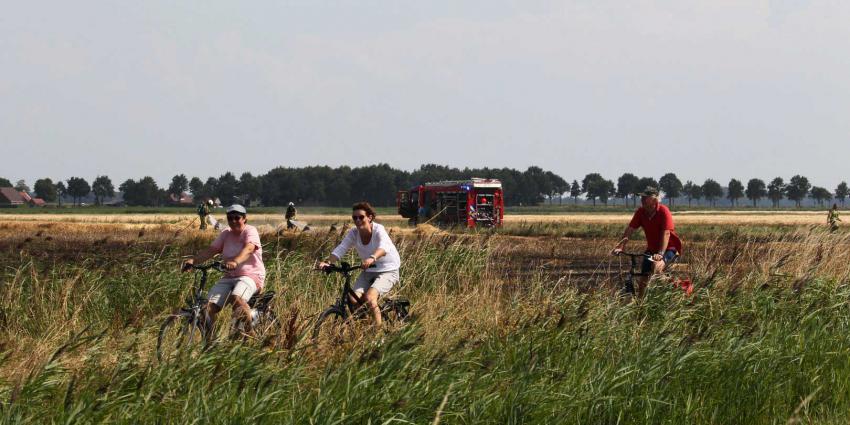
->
[828, 203, 841, 232]
[183, 204, 266, 335]
[611, 187, 683, 298]
[285, 202, 297, 229]
[198, 199, 212, 230]
[317, 202, 401, 328]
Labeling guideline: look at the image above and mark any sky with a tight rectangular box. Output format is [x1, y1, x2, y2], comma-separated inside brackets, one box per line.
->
[2, 0, 849, 189]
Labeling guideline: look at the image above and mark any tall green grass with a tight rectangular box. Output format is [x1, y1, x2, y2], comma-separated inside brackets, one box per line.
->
[2, 228, 850, 423]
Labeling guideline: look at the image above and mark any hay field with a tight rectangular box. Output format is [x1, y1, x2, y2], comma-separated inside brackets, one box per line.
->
[2, 210, 850, 423]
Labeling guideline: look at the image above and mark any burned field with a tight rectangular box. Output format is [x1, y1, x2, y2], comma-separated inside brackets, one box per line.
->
[1, 213, 850, 423]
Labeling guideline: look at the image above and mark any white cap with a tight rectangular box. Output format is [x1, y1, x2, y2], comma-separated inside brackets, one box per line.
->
[226, 204, 247, 215]
[288, 202, 294, 206]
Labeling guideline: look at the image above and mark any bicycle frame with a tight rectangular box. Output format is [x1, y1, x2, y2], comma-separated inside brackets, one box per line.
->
[184, 261, 225, 337]
[614, 252, 652, 295]
[321, 262, 367, 319]
[617, 252, 652, 276]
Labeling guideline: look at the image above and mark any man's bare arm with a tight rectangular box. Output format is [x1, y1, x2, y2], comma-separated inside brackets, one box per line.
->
[612, 226, 636, 253]
[658, 230, 671, 255]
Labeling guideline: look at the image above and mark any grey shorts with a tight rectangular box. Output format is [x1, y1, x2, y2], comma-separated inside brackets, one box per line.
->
[207, 276, 257, 307]
[353, 270, 399, 297]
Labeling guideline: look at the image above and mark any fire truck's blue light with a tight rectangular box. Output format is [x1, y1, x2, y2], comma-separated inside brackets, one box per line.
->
[461, 185, 471, 191]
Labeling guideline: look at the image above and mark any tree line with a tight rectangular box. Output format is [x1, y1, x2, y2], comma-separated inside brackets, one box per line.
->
[0, 164, 568, 207]
[571, 173, 847, 208]
[3, 170, 846, 208]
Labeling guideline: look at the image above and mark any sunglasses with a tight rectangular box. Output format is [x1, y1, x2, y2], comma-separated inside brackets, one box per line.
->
[227, 214, 245, 221]
[351, 215, 367, 221]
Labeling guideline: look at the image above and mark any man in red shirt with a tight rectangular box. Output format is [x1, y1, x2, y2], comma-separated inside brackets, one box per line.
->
[612, 187, 683, 298]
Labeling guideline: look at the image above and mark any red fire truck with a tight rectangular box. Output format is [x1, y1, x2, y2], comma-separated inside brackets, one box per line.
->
[397, 178, 504, 227]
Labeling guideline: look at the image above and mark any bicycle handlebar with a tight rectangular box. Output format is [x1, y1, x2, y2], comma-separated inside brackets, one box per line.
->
[614, 251, 653, 259]
[319, 261, 376, 274]
[184, 261, 227, 273]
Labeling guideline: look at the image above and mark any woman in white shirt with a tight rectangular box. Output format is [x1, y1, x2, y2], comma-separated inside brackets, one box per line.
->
[318, 202, 401, 327]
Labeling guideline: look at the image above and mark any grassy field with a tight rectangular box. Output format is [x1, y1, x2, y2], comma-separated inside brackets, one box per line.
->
[1, 212, 849, 423]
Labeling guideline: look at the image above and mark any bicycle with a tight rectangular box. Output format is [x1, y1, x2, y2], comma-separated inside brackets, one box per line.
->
[156, 261, 279, 362]
[613, 251, 692, 297]
[312, 262, 410, 341]
[613, 251, 652, 296]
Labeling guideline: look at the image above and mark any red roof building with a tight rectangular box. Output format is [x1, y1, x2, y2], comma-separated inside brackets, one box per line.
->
[0, 187, 25, 205]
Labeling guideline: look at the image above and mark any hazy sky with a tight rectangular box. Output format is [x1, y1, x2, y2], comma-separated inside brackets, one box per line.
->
[3, 1, 849, 189]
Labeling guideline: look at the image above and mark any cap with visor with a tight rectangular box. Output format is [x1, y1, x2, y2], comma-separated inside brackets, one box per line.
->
[226, 204, 247, 215]
[639, 186, 659, 197]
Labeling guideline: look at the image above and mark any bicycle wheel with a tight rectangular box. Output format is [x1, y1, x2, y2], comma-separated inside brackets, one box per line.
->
[254, 310, 280, 337]
[380, 299, 410, 323]
[311, 308, 348, 343]
[157, 313, 204, 362]
[228, 309, 280, 342]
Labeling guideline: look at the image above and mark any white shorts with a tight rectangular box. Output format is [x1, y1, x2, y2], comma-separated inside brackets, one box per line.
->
[207, 276, 257, 307]
[353, 270, 399, 297]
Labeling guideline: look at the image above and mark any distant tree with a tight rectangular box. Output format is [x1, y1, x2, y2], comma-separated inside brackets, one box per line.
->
[239, 172, 261, 206]
[599, 179, 616, 204]
[688, 182, 703, 206]
[810, 187, 832, 206]
[204, 177, 219, 202]
[683, 181, 696, 207]
[582, 173, 608, 206]
[544, 171, 568, 205]
[14, 180, 30, 193]
[188, 177, 204, 197]
[91, 175, 114, 206]
[617, 173, 640, 206]
[658, 173, 683, 207]
[55, 181, 67, 207]
[168, 174, 189, 198]
[522, 166, 551, 205]
[767, 177, 785, 208]
[66, 177, 91, 206]
[0, 177, 11, 187]
[702, 179, 723, 207]
[215, 172, 240, 205]
[835, 181, 848, 206]
[745, 178, 767, 208]
[120, 177, 162, 206]
[727, 179, 744, 207]
[785, 175, 811, 207]
[118, 179, 136, 205]
[569, 180, 582, 204]
[33, 178, 57, 202]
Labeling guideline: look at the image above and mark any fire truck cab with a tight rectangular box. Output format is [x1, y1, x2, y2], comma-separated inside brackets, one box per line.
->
[397, 178, 504, 227]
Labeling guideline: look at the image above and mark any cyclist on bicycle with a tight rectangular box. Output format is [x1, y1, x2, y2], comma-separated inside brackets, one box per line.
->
[611, 187, 682, 298]
[317, 201, 401, 328]
[182, 204, 266, 334]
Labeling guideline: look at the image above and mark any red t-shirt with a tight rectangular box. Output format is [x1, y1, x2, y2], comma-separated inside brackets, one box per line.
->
[628, 203, 682, 254]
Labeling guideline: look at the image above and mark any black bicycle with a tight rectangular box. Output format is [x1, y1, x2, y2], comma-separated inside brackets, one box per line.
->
[157, 261, 278, 362]
[613, 251, 689, 296]
[312, 262, 410, 341]
[613, 251, 653, 296]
